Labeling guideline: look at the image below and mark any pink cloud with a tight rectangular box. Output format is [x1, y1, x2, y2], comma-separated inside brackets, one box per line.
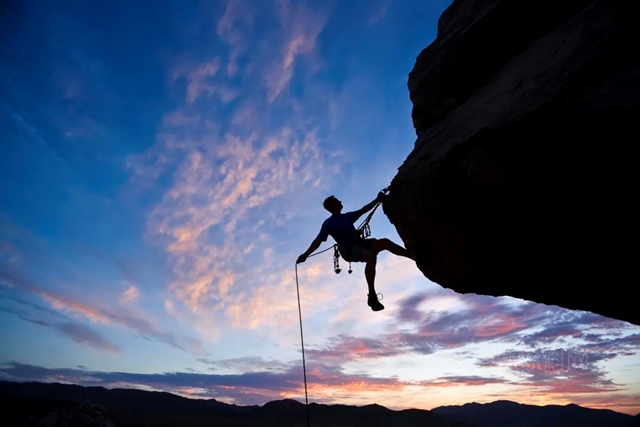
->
[120, 283, 140, 303]
[264, 2, 328, 103]
[0, 270, 203, 354]
[216, 0, 255, 76]
[420, 375, 508, 387]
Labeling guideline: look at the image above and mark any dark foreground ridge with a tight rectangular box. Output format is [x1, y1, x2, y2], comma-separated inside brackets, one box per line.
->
[383, 0, 640, 326]
[2, 381, 638, 427]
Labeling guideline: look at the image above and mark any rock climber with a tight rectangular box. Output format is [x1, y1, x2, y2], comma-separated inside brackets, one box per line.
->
[296, 191, 414, 311]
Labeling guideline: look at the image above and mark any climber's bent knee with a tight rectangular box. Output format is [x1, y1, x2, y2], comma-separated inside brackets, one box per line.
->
[372, 238, 391, 252]
[344, 239, 377, 262]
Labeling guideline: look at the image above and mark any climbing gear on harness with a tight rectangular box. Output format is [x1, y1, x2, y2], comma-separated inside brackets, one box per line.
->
[333, 245, 342, 274]
[333, 187, 389, 274]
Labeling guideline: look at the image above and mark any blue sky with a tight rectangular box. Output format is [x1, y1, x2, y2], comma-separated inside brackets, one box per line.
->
[1, 0, 639, 415]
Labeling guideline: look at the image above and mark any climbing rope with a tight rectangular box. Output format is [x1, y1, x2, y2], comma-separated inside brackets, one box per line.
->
[294, 263, 310, 427]
[294, 243, 338, 427]
[293, 187, 389, 427]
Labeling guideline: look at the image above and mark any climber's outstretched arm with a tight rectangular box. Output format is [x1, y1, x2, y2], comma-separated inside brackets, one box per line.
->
[353, 192, 385, 219]
[297, 238, 322, 263]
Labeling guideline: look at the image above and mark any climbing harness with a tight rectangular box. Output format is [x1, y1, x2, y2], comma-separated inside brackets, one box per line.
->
[293, 187, 389, 427]
[332, 187, 388, 275]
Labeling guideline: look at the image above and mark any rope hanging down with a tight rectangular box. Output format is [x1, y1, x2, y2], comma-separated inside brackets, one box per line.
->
[293, 187, 388, 427]
[294, 263, 310, 427]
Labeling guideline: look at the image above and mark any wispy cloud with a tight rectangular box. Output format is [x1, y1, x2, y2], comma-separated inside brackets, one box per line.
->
[0, 361, 404, 406]
[368, 6, 387, 27]
[129, 2, 336, 342]
[420, 375, 508, 387]
[0, 270, 203, 354]
[120, 282, 140, 304]
[171, 59, 238, 104]
[57, 322, 120, 353]
[216, 0, 255, 76]
[264, 1, 328, 102]
[306, 289, 640, 378]
[198, 356, 290, 373]
[0, 297, 119, 352]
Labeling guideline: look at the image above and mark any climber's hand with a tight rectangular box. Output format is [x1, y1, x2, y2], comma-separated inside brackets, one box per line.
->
[296, 254, 307, 264]
[377, 191, 387, 202]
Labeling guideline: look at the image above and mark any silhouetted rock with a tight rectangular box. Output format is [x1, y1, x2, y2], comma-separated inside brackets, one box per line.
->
[432, 400, 638, 427]
[385, 0, 639, 326]
[257, 399, 471, 427]
[0, 381, 472, 427]
[12, 400, 116, 427]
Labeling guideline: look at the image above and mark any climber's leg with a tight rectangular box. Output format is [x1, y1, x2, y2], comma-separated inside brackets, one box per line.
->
[349, 240, 384, 311]
[372, 238, 414, 259]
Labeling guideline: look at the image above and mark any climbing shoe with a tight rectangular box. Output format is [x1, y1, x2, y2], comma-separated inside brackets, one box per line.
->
[367, 293, 384, 311]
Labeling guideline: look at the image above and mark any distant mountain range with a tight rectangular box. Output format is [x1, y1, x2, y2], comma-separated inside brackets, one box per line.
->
[1, 381, 638, 427]
[432, 400, 640, 427]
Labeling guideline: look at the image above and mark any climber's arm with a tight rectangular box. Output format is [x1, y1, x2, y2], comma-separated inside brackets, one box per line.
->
[353, 192, 385, 219]
[297, 238, 322, 264]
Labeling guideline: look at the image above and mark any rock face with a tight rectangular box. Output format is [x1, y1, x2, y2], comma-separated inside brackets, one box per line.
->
[384, 0, 639, 326]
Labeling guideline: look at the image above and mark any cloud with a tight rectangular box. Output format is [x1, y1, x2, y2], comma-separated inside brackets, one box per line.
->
[0, 361, 405, 406]
[133, 47, 329, 341]
[171, 59, 239, 105]
[475, 331, 640, 397]
[2, 356, 635, 413]
[518, 325, 584, 346]
[514, 357, 620, 394]
[0, 270, 203, 354]
[216, 0, 255, 76]
[304, 288, 640, 370]
[420, 375, 508, 387]
[579, 333, 640, 355]
[0, 296, 120, 352]
[368, 6, 387, 27]
[264, 1, 328, 102]
[185, 60, 221, 103]
[56, 322, 120, 353]
[396, 292, 429, 323]
[121, 283, 140, 303]
[121, 0, 350, 348]
[3, 296, 71, 321]
[307, 334, 405, 362]
[198, 356, 290, 373]
[0, 306, 51, 327]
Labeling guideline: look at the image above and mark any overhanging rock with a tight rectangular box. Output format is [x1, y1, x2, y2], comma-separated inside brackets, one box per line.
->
[384, 0, 638, 326]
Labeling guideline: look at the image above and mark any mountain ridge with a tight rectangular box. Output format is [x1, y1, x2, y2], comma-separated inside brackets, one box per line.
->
[1, 380, 638, 427]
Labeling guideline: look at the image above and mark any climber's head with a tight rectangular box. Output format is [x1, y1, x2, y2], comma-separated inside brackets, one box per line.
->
[323, 195, 342, 214]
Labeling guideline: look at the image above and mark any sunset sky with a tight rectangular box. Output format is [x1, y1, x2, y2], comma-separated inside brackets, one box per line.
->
[1, 0, 639, 416]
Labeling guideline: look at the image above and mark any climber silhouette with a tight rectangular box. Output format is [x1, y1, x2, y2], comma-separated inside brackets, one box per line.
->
[296, 191, 414, 311]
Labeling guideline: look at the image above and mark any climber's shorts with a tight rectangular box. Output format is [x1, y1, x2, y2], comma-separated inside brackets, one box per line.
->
[341, 238, 376, 262]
